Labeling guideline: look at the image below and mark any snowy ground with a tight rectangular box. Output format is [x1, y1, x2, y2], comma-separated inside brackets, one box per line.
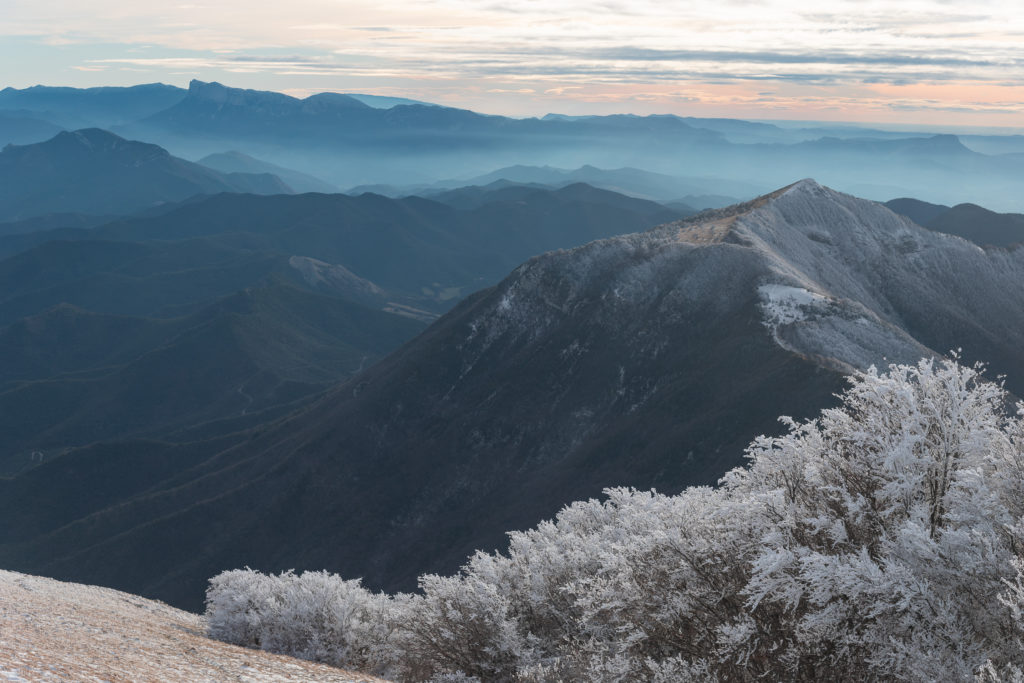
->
[0, 570, 387, 682]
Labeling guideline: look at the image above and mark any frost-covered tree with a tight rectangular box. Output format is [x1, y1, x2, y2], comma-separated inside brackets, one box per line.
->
[206, 358, 1024, 681]
[725, 359, 1024, 680]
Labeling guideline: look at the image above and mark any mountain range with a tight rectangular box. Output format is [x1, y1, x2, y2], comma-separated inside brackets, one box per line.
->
[351, 164, 757, 209]
[0, 128, 291, 221]
[4, 180, 1024, 612]
[0, 171, 684, 476]
[3, 81, 1024, 211]
[119, 81, 1024, 211]
[197, 150, 338, 193]
[0, 83, 186, 129]
[0, 180, 683, 308]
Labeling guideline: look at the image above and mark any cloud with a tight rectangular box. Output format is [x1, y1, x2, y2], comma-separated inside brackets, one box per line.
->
[586, 47, 1003, 69]
[544, 86, 582, 95]
[1, 0, 1023, 125]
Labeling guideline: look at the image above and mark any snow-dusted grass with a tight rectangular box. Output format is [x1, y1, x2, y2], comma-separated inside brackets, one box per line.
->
[0, 570, 387, 682]
[208, 358, 1024, 682]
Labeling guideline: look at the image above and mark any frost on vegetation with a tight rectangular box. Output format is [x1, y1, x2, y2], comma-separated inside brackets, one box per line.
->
[758, 283, 829, 326]
[205, 569, 405, 677]
[207, 357, 1024, 682]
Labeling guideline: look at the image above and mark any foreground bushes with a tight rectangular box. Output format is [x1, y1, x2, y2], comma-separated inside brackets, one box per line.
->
[207, 358, 1024, 681]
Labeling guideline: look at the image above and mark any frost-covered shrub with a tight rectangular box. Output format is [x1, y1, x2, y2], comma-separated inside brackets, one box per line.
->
[206, 568, 401, 676]
[207, 358, 1024, 681]
[722, 359, 1024, 680]
[398, 571, 532, 681]
[206, 568, 277, 649]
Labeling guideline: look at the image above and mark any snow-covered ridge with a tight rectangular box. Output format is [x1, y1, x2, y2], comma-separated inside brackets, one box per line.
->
[0, 570, 386, 682]
[459, 177, 1024, 374]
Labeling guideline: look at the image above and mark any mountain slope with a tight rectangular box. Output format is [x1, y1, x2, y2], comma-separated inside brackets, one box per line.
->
[0, 112, 64, 147]
[9, 181, 1024, 611]
[0, 569, 383, 682]
[885, 197, 1024, 247]
[0, 237, 290, 323]
[140, 80, 374, 139]
[925, 203, 1024, 247]
[884, 197, 951, 226]
[0, 213, 115, 238]
[0, 129, 292, 221]
[198, 150, 338, 193]
[0, 280, 425, 474]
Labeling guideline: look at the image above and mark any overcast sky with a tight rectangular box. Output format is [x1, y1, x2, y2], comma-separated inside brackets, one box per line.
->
[2, 0, 1022, 126]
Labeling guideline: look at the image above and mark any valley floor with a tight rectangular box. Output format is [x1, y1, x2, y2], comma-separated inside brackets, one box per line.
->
[0, 570, 385, 682]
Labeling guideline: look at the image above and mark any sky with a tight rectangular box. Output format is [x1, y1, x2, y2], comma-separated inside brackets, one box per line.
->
[1, 0, 1023, 127]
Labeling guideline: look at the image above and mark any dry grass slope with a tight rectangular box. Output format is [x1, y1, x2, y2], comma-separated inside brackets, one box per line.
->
[0, 570, 387, 682]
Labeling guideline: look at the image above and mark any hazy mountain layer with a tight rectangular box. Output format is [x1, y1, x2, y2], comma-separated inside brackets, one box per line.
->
[0, 112, 63, 147]
[104, 80, 1024, 211]
[0, 184, 683, 310]
[5, 80, 1023, 209]
[0, 213, 115, 238]
[884, 197, 951, 226]
[0, 83, 186, 129]
[197, 150, 338, 193]
[426, 164, 758, 205]
[0, 129, 292, 221]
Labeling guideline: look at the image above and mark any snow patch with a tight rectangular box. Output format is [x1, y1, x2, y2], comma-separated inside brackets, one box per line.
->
[758, 284, 829, 326]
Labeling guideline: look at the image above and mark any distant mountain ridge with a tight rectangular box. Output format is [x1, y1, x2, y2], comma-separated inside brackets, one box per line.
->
[449, 165, 756, 205]
[886, 197, 1024, 246]
[197, 150, 338, 193]
[884, 197, 951, 226]
[927, 204, 1024, 247]
[0, 83, 186, 129]
[115, 80, 1024, 211]
[0, 128, 292, 221]
[4, 80, 1023, 209]
[344, 93, 438, 109]
[0, 111, 63, 147]
[0, 183, 683, 308]
[349, 164, 756, 209]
